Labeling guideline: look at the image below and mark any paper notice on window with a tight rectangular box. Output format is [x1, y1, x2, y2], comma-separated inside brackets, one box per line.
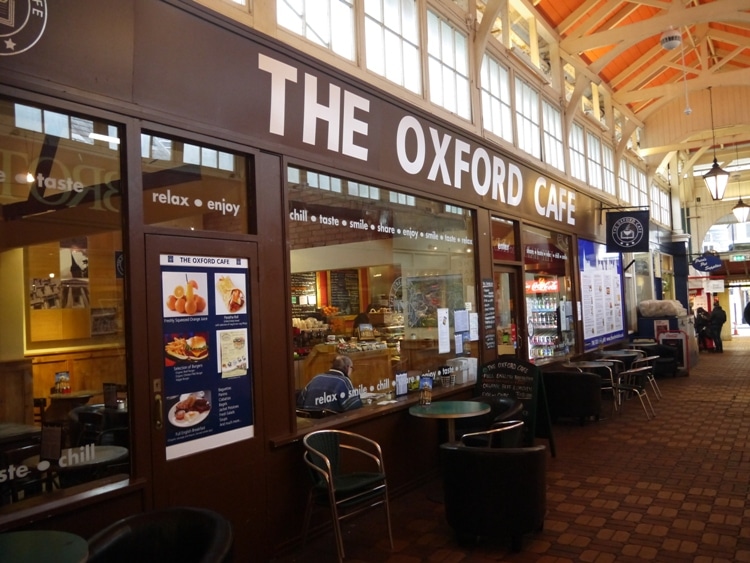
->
[438, 308, 450, 353]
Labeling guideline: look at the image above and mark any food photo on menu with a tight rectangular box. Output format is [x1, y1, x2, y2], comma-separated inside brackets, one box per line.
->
[167, 390, 212, 428]
[215, 274, 246, 314]
[218, 328, 249, 378]
[162, 271, 209, 317]
[164, 332, 210, 364]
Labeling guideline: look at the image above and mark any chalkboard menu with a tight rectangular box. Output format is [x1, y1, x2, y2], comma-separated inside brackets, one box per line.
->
[477, 355, 555, 456]
[330, 269, 360, 315]
[291, 271, 317, 317]
[482, 278, 496, 350]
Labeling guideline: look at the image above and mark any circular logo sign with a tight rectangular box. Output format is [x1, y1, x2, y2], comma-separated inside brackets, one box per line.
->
[611, 216, 644, 249]
[1, 0, 47, 56]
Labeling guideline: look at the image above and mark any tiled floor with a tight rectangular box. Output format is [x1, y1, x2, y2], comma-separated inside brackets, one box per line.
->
[276, 339, 750, 562]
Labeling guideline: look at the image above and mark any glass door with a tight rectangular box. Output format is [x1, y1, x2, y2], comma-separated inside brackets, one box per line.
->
[494, 267, 522, 358]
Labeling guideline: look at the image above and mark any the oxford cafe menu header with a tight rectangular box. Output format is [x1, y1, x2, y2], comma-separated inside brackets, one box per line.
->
[160, 253, 253, 460]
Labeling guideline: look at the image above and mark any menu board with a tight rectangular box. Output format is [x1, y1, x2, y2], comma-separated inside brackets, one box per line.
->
[482, 278, 496, 350]
[477, 355, 554, 455]
[579, 239, 626, 351]
[160, 253, 254, 460]
[330, 269, 360, 314]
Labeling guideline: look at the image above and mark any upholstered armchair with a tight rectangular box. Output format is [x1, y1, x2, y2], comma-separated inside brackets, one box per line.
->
[440, 442, 546, 552]
[542, 370, 602, 425]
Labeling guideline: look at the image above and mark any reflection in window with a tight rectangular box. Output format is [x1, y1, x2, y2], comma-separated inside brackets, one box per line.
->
[0, 97, 129, 507]
[287, 166, 476, 420]
[141, 133, 250, 233]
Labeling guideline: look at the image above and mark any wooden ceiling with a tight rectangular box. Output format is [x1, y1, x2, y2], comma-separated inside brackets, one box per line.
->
[523, 0, 750, 187]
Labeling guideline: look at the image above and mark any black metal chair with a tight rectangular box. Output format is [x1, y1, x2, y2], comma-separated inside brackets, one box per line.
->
[453, 396, 524, 439]
[459, 420, 525, 448]
[302, 429, 393, 562]
[87, 507, 233, 563]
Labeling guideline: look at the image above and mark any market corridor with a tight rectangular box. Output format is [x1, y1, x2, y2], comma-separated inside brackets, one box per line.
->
[277, 338, 750, 562]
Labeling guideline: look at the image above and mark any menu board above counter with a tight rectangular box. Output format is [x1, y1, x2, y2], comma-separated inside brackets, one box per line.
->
[329, 269, 360, 315]
[291, 271, 318, 317]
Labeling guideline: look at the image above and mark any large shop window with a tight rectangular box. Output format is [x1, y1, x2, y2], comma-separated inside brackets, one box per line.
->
[287, 167, 477, 418]
[141, 132, 250, 233]
[0, 97, 129, 509]
[523, 225, 575, 362]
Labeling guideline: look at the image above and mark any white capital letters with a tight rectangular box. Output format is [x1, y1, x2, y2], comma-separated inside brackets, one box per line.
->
[453, 139, 470, 189]
[341, 91, 369, 161]
[396, 116, 426, 175]
[303, 74, 341, 152]
[258, 53, 298, 136]
[427, 128, 451, 185]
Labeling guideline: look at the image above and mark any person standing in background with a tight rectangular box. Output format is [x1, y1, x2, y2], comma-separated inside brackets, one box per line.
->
[710, 301, 727, 353]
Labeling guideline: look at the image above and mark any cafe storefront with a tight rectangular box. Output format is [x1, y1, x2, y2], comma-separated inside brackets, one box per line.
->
[0, 1, 620, 559]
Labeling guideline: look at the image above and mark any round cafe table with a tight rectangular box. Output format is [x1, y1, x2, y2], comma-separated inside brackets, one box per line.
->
[409, 400, 490, 442]
[0, 530, 88, 563]
[597, 350, 640, 369]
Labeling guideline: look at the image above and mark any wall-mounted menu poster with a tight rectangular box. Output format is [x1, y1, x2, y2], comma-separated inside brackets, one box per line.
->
[579, 239, 626, 351]
[160, 253, 254, 460]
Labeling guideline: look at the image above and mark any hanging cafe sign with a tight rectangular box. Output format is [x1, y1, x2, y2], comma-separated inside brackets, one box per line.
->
[605, 209, 650, 253]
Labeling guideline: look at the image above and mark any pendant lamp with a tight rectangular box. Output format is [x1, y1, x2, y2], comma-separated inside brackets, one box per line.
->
[703, 87, 730, 200]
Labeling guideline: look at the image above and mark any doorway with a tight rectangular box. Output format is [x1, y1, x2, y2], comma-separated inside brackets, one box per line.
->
[144, 234, 264, 518]
[494, 267, 523, 358]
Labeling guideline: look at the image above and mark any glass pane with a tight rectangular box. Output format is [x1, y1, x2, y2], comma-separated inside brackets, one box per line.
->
[0, 97, 129, 506]
[491, 217, 517, 261]
[494, 270, 518, 356]
[141, 133, 250, 234]
[523, 225, 575, 363]
[289, 167, 477, 419]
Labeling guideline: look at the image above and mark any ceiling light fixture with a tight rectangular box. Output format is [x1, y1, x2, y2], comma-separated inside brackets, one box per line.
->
[660, 28, 681, 50]
[703, 87, 730, 200]
[732, 144, 749, 223]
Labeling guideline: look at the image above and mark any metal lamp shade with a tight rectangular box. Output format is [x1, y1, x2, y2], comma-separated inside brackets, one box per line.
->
[703, 158, 730, 200]
[732, 198, 750, 223]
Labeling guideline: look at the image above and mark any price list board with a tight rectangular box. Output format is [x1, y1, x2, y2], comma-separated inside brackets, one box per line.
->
[329, 269, 360, 314]
[477, 355, 555, 456]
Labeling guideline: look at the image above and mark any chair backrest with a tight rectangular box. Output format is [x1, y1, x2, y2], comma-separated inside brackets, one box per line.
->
[460, 420, 524, 448]
[304, 430, 342, 483]
[87, 507, 233, 563]
[33, 398, 47, 425]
